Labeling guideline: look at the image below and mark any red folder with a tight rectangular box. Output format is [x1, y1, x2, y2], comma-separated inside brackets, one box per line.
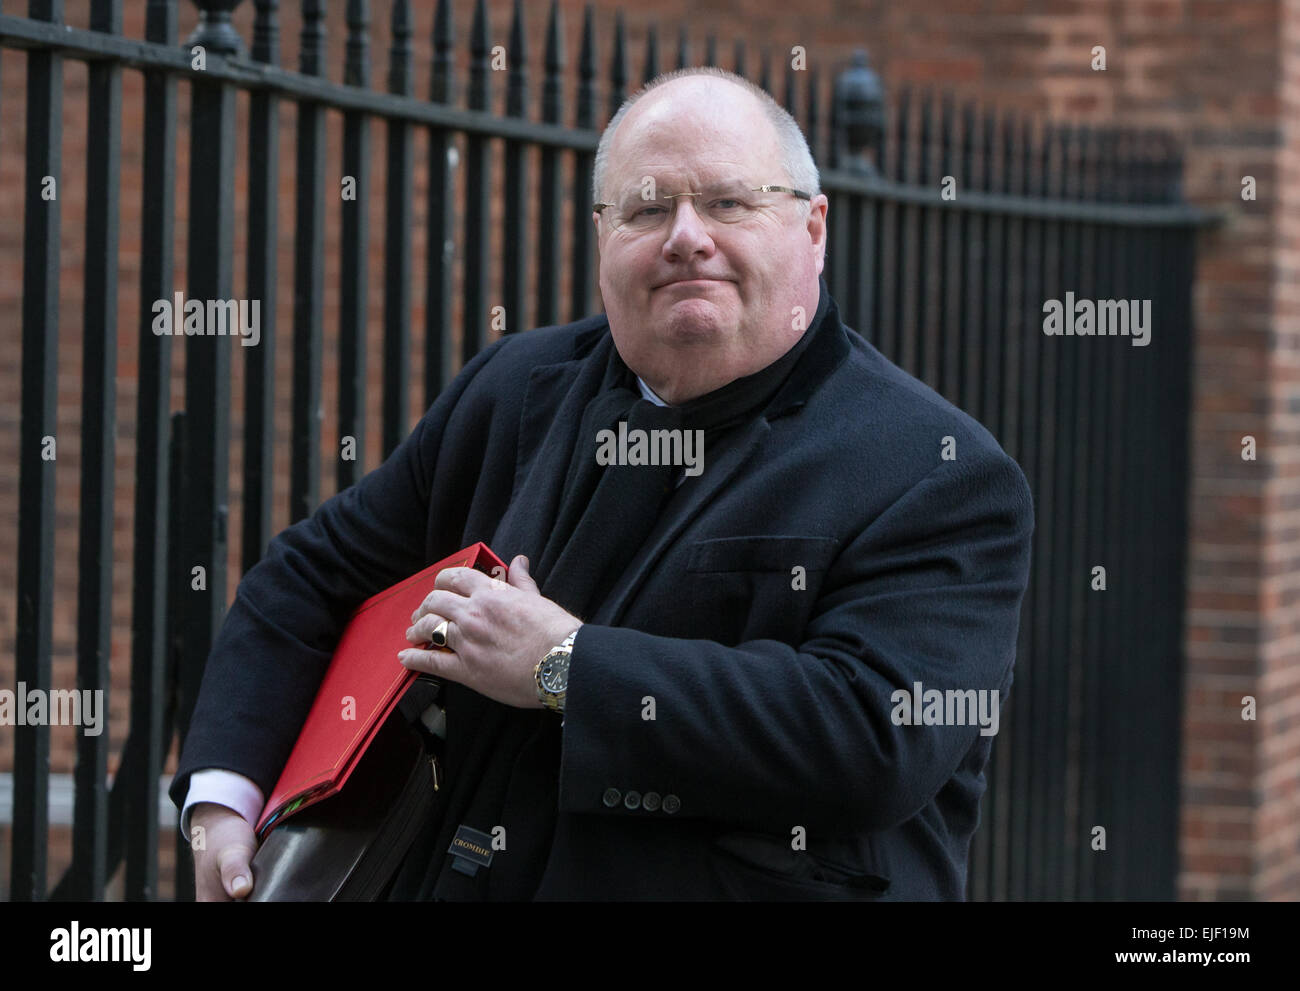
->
[255, 542, 508, 837]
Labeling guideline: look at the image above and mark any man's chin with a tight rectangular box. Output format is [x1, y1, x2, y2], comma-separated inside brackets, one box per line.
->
[655, 300, 735, 341]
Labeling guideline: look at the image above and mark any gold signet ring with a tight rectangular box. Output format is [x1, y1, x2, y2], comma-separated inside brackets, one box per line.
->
[429, 619, 451, 649]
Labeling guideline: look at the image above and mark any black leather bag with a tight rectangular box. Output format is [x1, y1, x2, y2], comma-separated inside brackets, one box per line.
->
[248, 679, 446, 901]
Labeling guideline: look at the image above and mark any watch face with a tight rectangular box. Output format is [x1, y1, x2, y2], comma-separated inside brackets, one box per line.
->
[541, 652, 570, 692]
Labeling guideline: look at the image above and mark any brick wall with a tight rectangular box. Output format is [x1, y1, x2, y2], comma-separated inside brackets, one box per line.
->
[1251, 0, 1300, 901]
[0, 0, 1295, 899]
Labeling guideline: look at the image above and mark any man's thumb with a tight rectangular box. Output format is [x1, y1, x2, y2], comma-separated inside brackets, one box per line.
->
[509, 555, 538, 591]
[218, 846, 254, 898]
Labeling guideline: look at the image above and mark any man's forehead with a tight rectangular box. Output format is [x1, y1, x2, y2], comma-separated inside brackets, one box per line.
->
[605, 81, 781, 186]
[607, 166, 761, 195]
[604, 139, 782, 193]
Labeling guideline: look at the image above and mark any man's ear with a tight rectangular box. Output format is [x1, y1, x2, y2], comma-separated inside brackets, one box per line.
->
[807, 194, 829, 275]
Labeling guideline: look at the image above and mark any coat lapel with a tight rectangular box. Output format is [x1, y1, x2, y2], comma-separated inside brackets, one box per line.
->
[489, 329, 615, 576]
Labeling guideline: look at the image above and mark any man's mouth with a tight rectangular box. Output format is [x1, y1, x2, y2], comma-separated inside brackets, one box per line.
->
[657, 277, 728, 289]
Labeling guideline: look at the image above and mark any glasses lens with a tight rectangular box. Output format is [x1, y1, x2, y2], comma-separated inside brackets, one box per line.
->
[612, 193, 670, 232]
[608, 182, 762, 232]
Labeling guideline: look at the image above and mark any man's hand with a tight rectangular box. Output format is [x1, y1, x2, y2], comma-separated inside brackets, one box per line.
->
[400, 555, 582, 709]
[191, 802, 258, 901]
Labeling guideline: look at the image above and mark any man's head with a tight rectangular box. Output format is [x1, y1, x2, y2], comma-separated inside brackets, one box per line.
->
[593, 68, 829, 404]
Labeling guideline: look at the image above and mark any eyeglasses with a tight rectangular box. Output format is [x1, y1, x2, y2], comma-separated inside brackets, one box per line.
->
[594, 180, 812, 234]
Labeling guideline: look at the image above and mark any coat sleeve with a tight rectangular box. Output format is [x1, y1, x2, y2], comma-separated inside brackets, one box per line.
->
[556, 444, 1034, 837]
[169, 336, 514, 812]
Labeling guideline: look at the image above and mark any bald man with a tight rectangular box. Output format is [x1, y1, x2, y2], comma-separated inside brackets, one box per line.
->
[173, 68, 1033, 901]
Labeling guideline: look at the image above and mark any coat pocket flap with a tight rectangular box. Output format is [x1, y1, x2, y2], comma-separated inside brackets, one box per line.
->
[686, 535, 840, 573]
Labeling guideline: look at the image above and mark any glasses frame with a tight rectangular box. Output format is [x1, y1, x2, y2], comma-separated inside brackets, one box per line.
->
[593, 184, 813, 232]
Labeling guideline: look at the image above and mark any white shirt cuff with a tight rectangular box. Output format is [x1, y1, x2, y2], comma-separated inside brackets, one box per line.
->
[180, 769, 266, 840]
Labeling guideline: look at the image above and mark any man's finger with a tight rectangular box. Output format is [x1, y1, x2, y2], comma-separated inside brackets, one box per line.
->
[508, 555, 538, 593]
[400, 645, 462, 679]
[433, 565, 496, 596]
[411, 588, 466, 626]
[195, 866, 231, 902]
[217, 844, 256, 899]
[407, 610, 456, 646]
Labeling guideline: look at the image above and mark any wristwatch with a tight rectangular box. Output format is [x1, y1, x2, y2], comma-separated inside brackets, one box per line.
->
[535, 630, 578, 713]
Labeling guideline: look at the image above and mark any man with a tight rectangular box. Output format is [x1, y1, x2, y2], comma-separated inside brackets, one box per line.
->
[172, 67, 1034, 901]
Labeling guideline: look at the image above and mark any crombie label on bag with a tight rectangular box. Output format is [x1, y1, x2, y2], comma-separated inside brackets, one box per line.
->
[449, 825, 495, 876]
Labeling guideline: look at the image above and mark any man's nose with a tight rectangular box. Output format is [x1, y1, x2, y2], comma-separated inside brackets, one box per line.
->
[661, 198, 715, 259]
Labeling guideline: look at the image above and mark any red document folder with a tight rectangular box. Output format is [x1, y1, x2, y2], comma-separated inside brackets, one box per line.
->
[255, 542, 508, 837]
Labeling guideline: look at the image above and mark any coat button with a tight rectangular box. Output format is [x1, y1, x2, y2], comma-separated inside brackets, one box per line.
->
[662, 793, 681, 814]
[642, 791, 661, 812]
[623, 790, 641, 810]
[602, 787, 621, 808]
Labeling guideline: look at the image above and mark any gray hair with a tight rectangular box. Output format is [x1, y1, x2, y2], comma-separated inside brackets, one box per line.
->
[592, 67, 820, 208]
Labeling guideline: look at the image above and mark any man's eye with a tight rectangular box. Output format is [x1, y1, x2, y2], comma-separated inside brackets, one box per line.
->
[711, 198, 751, 215]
